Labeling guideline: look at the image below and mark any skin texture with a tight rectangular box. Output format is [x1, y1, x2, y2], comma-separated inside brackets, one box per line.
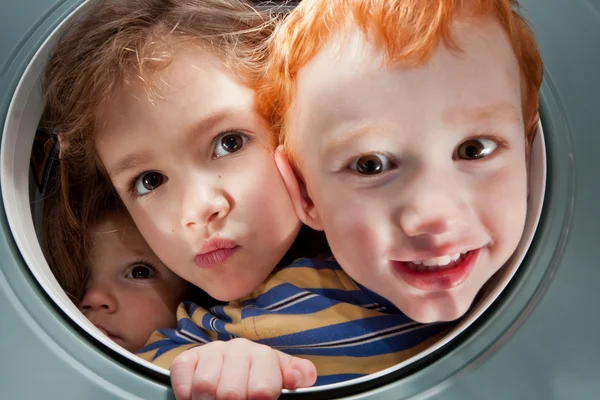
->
[95, 47, 301, 302]
[277, 18, 530, 323]
[80, 210, 188, 353]
[170, 338, 317, 400]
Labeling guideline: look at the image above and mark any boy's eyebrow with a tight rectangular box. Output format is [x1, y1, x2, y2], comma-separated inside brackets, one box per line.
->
[108, 108, 241, 180]
[322, 122, 390, 157]
[321, 104, 520, 156]
[445, 103, 521, 124]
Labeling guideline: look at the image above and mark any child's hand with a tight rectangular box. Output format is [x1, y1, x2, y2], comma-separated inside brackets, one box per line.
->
[170, 338, 317, 400]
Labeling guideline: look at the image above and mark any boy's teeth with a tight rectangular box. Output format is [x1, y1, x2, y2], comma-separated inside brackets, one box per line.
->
[404, 252, 467, 271]
[420, 253, 461, 266]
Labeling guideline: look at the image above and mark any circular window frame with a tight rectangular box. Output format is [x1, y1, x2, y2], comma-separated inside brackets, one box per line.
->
[0, 0, 547, 395]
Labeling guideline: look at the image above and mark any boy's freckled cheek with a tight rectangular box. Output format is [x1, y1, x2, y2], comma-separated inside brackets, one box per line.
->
[475, 165, 528, 245]
[346, 222, 377, 253]
[322, 200, 380, 256]
[481, 166, 527, 203]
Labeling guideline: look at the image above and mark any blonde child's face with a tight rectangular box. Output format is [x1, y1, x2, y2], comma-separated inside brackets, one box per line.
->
[279, 19, 529, 322]
[79, 211, 188, 353]
[95, 47, 301, 301]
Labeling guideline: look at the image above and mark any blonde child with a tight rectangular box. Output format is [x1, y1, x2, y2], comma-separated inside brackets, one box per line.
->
[258, 0, 543, 323]
[43, 164, 194, 353]
[43, 0, 451, 396]
[79, 206, 191, 353]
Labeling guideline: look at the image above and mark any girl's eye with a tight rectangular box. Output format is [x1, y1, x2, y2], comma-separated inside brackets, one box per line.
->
[134, 172, 166, 195]
[349, 153, 394, 175]
[456, 138, 498, 160]
[213, 132, 249, 158]
[126, 264, 156, 280]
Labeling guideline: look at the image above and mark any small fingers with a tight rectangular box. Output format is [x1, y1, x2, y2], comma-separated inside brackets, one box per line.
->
[278, 353, 317, 390]
[247, 346, 283, 400]
[191, 346, 224, 400]
[214, 341, 251, 400]
[171, 340, 316, 400]
[170, 350, 200, 400]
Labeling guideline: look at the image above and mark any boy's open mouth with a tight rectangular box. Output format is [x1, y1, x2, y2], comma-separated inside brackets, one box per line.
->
[404, 252, 468, 272]
[391, 249, 481, 291]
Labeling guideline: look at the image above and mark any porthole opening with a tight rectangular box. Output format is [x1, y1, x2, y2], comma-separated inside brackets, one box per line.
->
[2, 0, 547, 396]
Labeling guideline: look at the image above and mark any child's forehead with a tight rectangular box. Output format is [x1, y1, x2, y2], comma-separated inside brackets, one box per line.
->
[296, 16, 515, 95]
[90, 216, 158, 259]
[92, 212, 138, 239]
[95, 46, 260, 137]
[289, 17, 521, 145]
[119, 46, 228, 101]
[305, 15, 505, 65]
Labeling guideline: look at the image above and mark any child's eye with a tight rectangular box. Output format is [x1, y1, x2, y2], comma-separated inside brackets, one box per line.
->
[133, 171, 167, 195]
[348, 153, 394, 175]
[125, 264, 156, 280]
[213, 131, 249, 159]
[456, 138, 498, 160]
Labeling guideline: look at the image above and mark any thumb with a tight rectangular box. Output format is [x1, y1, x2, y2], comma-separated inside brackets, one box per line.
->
[170, 350, 200, 400]
[276, 351, 317, 390]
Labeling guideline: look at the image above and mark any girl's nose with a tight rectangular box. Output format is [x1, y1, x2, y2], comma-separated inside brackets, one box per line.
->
[180, 180, 231, 229]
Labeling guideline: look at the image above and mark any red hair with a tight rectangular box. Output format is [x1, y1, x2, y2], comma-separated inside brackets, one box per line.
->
[257, 0, 544, 159]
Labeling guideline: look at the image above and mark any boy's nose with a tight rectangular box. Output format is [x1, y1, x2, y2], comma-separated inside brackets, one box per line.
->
[181, 184, 231, 229]
[79, 286, 117, 314]
[399, 206, 463, 237]
[396, 172, 470, 238]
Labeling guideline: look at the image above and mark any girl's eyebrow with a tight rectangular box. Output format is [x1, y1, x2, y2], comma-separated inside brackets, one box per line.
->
[108, 151, 153, 180]
[109, 107, 247, 180]
[183, 108, 239, 145]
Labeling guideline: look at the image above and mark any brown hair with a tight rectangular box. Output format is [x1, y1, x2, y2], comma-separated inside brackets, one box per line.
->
[256, 0, 544, 162]
[42, 160, 121, 303]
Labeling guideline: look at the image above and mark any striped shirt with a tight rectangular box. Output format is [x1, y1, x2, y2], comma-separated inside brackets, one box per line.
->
[137, 258, 452, 385]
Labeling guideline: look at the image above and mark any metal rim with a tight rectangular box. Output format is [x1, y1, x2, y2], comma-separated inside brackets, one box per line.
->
[0, 1, 566, 398]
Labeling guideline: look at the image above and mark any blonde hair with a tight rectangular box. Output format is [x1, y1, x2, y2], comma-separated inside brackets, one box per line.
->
[257, 0, 544, 162]
[43, 0, 277, 301]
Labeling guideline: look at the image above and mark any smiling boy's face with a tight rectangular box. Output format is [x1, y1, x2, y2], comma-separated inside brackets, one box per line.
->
[277, 18, 530, 322]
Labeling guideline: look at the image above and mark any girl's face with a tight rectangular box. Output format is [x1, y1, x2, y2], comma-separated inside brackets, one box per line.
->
[95, 47, 301, 301]
[79, 211, 188, 353]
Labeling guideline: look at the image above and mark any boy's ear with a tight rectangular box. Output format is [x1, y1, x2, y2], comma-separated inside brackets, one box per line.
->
[525, 112, 540, 198]
[525, 112, 539, 165]
[274, 146, 324, 231]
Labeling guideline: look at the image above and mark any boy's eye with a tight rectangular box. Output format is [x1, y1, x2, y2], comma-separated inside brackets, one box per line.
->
[456, 138, 498, 160]
[134, 171, 166, 195]
[213, 132, 249, 158]
[126, 264, 156, 279]
[349, 154, 393, 175]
